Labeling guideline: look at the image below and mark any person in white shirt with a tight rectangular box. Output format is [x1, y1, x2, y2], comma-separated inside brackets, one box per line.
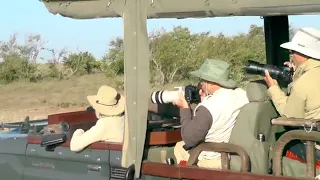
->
[173, 59, 249, 168]
[70, 85, 125, 152]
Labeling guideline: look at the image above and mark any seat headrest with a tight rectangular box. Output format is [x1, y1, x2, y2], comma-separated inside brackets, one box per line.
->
[245, 80, 270, 102]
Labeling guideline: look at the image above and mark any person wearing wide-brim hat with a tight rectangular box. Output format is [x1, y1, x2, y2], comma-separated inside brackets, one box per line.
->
[264, 27, 320, 166]
[70, 85, 125, 152]
[172, 59, 249, 169]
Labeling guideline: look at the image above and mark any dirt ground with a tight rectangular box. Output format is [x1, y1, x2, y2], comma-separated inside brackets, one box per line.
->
[0, 72, 203, 123]
[0, 73, 124, 123]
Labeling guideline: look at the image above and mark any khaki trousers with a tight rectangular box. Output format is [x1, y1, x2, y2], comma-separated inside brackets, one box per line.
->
[174, 141, 222, 169]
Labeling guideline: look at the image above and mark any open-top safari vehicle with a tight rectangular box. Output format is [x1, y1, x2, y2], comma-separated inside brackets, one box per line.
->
[2, 0, 320, 179]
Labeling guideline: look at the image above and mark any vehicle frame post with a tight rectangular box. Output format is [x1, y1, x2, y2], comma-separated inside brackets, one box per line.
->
[263, 16, 290, 66]
[121, 0, 149, 179]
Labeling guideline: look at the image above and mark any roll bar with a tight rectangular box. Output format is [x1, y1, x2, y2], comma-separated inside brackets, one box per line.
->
[271, 117, 320, 179]
[188, 142, 251, 172]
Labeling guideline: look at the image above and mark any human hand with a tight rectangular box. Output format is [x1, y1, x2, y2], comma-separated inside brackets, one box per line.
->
[172, 91, 189, 109]
[264, 70, 277, 87]
[73, 129, 85, 137]
[284, 61, 296, 72]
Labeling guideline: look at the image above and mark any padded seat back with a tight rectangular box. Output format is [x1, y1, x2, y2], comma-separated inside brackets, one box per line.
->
[229, 80, 278, 174]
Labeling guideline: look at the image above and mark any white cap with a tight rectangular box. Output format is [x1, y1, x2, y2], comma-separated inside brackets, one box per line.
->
[280, 27, 320, 59]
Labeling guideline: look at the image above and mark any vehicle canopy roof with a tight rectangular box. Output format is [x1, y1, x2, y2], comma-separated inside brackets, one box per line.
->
[40, 0, 320, 178]
[43, 0, 320, 19]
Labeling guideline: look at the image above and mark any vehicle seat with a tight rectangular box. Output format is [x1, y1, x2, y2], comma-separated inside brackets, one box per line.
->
[282, 156, 320, 178]
[145, 99, 200, 164]
[145, 105, 178, 164]
[228, 80, 279, 174]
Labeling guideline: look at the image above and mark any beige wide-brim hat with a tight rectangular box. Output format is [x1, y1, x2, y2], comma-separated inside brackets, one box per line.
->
[87, 85, 125, 116]
[280, 27, 320, 60]
[190, 59, 237, 89]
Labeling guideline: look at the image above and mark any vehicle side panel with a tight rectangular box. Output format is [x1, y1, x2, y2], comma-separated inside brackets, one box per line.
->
[0, 137, 27, 180]
[109, 150, 127, 180]
[141, 175, 178, 180]
[23, 144, 110, 180]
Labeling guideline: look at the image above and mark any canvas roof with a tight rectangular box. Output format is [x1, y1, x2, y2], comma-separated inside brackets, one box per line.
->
[42, 0, 320, 19]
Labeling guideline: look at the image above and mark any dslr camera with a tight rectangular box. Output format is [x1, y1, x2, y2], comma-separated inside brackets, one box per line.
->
[151, 84, 201, 104]
[245, 60, 294, 85]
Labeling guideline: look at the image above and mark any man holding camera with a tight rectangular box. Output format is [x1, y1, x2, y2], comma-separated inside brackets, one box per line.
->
[264, 27, 320, 162]
[172, 59, 249, 168]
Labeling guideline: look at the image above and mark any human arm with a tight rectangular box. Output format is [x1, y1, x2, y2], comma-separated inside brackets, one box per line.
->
[179, 106, 213, 150]
[264, 68, 305, 118]
[70, 120, 106, 152]
[267, 83, 306, 118]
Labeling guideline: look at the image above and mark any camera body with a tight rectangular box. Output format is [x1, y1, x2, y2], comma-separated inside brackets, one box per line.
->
[245, 60, 293, 85]
[151, 84, 201, 104]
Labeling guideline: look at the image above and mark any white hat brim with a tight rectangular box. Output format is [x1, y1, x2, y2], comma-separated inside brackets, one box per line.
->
[87, 94, 125, 116]
[280, 42, 320, 60]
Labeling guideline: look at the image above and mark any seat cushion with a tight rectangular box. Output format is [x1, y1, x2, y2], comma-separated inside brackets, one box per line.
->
[229, 80, 278, 174]
[282, 157, 320, 178]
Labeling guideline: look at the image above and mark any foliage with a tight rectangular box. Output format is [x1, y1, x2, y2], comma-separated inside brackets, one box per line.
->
[0, 24, 297, 86]
[0, 34, 44, 83]
[149, 27, 208, 85]
[103, 24, 267, 86]
[63, 51, 100, 76]
[40, 47, 69, 79]
[101, 37, 124, 77]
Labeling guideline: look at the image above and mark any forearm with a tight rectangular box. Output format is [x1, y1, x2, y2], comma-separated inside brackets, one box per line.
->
[267, 83, 306, 118]
[70, 125, 105, 152]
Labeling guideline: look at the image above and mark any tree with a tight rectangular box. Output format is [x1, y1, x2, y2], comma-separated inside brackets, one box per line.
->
[0, 34, 45, 83]
[149, 26, 208, 85]
[102, 24, 268, 86]
[63, 51, 99, 75]
[102, 37, 125, 77]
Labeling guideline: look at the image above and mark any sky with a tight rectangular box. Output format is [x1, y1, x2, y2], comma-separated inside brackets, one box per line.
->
[1, 0, 320, 62]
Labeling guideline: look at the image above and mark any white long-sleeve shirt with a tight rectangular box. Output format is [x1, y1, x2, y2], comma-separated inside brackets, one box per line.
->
[70, 115, 124, 152]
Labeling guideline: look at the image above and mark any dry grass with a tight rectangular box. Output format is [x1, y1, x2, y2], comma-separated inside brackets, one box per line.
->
[0, 73, 125, 122]
[0, 69, 253, 123]
[0, 71, 196, 123]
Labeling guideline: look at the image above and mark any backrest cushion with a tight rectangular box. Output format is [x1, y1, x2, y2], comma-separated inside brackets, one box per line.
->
[229, 80, 278, 174]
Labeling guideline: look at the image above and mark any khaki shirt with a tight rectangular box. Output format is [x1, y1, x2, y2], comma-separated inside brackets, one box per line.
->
[267, 59, 320, 119]
[70, 115, 124, 152]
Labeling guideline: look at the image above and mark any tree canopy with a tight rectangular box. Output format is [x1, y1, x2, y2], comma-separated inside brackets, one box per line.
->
[0, 24, 294, 87]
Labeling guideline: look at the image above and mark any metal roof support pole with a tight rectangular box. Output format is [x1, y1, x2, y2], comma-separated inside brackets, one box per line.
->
[121, 0, 149, 179]
[263, 16, 290, 66]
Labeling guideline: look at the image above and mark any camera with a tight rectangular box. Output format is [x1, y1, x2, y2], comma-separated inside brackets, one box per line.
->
[150, 84, 201, 104]
[244, 60, 293, 85]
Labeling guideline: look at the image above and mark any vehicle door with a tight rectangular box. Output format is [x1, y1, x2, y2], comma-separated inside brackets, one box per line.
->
[0, 136, 28, 180]
[22, 136, 111, 180]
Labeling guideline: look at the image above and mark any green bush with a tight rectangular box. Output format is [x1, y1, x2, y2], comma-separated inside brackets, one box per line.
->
[0, 24, 296, 86]
[102, 24, 268, 86]
[0, 34, 44, 84]
[63, 51, 100, 75]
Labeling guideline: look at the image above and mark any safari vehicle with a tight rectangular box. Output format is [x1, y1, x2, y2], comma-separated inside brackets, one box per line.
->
[2, 0, 320, 180]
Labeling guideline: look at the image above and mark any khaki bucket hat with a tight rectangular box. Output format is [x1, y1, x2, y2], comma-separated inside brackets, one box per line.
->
[87, 85, 125, 116]
[190, 59, 237, 89]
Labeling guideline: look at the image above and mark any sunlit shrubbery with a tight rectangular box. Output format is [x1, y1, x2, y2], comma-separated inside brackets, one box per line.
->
[0, 24, 294, 85]
[103, 25, 267, 86]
